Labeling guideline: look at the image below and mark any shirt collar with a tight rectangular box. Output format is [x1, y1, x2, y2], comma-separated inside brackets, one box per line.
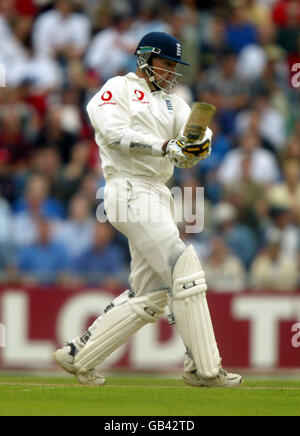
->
[127, 72, 168, 96]
[127, 72, 151, 90]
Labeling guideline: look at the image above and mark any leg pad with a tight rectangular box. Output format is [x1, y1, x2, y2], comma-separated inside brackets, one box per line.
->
[74, 290, 168, 373]
[172, 246, 221, 378]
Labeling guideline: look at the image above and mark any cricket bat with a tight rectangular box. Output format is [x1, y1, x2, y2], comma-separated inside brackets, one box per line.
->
[183, 102, 217, 143]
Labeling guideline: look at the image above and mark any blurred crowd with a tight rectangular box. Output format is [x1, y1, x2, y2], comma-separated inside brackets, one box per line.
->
[0, 0, 299, 292]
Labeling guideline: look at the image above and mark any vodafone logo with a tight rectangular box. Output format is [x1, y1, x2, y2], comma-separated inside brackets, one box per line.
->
[134, 90, 144, 101]
[133, 89, 149, 104]
[101, 91, 112, 101]
[99, 90, 116, 107]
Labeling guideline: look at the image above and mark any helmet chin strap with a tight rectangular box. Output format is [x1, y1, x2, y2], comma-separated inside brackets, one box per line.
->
[147, 70, 161, 91]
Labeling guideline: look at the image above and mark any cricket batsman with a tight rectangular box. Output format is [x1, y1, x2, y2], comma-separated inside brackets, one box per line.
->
[54, 32, 242, 388]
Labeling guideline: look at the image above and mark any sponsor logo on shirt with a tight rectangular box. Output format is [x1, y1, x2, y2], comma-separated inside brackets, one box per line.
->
[99, 90, 116, 107]
[135, 90, 144, 100]
[132, 89, 150, 104]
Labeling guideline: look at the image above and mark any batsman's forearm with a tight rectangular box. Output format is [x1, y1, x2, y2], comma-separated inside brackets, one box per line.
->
[108, 141, 164, 157]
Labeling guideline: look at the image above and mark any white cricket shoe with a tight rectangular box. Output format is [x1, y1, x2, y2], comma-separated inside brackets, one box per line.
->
[183, 368, 242, 388]
[54, 343, 106, 387]
[76, 369, 106, 386]
[54, 344, 77, 374]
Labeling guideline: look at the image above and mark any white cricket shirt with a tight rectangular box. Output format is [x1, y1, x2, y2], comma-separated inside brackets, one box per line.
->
[87, 72, 191, 183]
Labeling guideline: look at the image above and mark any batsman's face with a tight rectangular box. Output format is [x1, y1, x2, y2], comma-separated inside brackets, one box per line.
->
[151, 57, 181, 92]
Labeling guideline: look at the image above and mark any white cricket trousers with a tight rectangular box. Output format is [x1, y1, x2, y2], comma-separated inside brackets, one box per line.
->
[104, 176, 186, 296]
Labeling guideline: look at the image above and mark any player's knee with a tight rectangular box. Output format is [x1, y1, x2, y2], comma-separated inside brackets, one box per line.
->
[172, 245, 207, 297]
[169, 238, 186, 272]
[128, 289, 168, 323]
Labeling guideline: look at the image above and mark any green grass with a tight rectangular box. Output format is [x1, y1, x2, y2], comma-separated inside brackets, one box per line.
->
[0, 375, 300, 416]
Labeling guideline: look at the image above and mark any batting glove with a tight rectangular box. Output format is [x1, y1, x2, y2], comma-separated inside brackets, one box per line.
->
[181, 127, 213, 160]
[163, 139, 199, 169]
[163, 127, 213, 168]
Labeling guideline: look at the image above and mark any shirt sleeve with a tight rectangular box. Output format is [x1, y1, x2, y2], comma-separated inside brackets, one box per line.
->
[87, 77, 165, 153]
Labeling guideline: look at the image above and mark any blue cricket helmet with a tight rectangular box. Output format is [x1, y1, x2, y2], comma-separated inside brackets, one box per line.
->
[135, 32, 189, 66]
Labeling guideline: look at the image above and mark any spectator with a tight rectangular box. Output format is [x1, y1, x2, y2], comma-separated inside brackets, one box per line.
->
[57, 140, 93, 203]
[250, 227, 299, 291]
[197, 50, 250, 134]
[13, 174, 64, 247]
[85, 13, 137, 81]
[35, 105, 78, 164]
[218, 130, 280, 185]
[243, 0, 272, 26]
[0, 9, 12, 41]
[32, 0, 91, 59]
[131, 1, 171, 40]
[289, 120, 300, 148]
[275, 1, 300, 60]
[17, 217, 70, 285]
[225, 1, 258, 54]
[0, 87, 39, 162]
[0, 195, 16, 282]
[53, 194, 95, 259]
[267, 160, 300, 222]
[197, 50, 249, 112]
[250, 48, 291, 121]
[280, 135, 300, 164]
[265, 206, 300, 259]
[0, 242, 16, 283]
[72, 222, 127, 287]
[0, 195, 12, 244]
[235, 91, 287, 151]
[204, 236, 247, 292]
[9, 43, 63, 91]
[58, 87, 83, 138]
[0, 148, 14, 203]
[14, 173, 64, 218]
[197, 119, 232, 175]
[212, 202, 258, 268]
[0, 15, 28, 87]
[272, 0, 300, 27]
[14, 0, 37, 38]
[168, 11, 200, 85]
[200, 15, 229, 70]
[224, 181, 267, 234]
[29, 146, 62, 197]
[236, 23, 276, 83]
[79, 173, 103, 214]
